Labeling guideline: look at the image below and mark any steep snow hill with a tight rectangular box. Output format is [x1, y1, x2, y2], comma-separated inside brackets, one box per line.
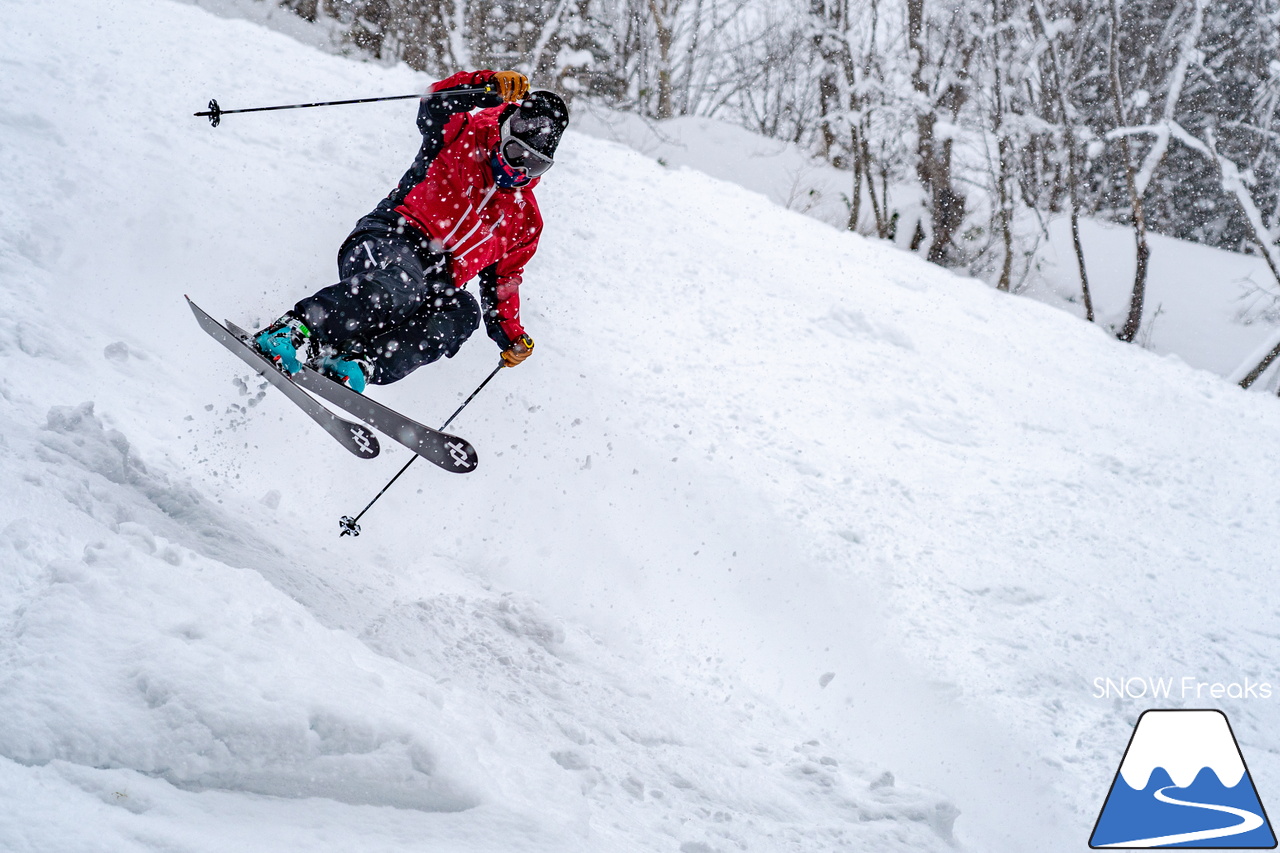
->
[3, 1, 1280, 851]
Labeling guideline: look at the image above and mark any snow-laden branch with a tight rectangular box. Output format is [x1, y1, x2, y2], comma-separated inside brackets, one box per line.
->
[1122, 114, 1280, 388]
[527, 0, 575, 77]
[1140, 120, 1280, 286]
[1133, 0, 1206, 197]
[448, 0, 470, 69]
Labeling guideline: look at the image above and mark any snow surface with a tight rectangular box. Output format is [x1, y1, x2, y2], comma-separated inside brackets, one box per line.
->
[4, 0, 1280, 851]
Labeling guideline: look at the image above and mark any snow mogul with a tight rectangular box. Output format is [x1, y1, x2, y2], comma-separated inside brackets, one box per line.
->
[253, 70, 569, 392]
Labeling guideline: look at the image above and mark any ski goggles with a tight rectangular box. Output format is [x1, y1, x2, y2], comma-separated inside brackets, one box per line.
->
[490, 149, 533, 189]
[499, 116, 555, 178]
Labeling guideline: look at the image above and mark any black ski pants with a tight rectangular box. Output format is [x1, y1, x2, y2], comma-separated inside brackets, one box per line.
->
[294, 231, 480, 385]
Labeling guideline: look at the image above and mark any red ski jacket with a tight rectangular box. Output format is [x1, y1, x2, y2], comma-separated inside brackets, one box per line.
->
[392, 71, 542, 346]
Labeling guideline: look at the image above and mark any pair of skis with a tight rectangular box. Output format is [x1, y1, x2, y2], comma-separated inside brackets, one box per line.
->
[186, 297, 479, 472]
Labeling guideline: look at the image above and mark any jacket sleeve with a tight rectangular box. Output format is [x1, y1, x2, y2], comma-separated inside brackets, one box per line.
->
[478, 236, 538, 348]
[417, 70, 505, 153]
[381, 71, 506, 213]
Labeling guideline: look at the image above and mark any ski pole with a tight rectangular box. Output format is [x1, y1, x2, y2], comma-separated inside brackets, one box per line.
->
[338, 361, 507, 537]
[195, 87, 493, 127]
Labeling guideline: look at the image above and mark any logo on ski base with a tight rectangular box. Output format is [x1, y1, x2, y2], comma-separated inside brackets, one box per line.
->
[350, 427, 376, 455]
[445, 440, 472, 468]
[1090, 709, 1276, 848]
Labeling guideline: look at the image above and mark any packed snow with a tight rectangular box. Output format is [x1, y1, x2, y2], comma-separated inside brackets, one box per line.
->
[3, 0, 1280, 851]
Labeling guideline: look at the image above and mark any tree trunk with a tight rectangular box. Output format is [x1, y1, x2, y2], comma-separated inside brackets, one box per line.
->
[859, 133, 889, 236]
[908, 0, 966, 265]
[810, 0, 851, 165]
[678, 0, 705, 115]
[850, 125, 864, 231]
[649, 0, 675, 119]
[991, 0, 1013, 291]
[1030, 0, 1093, 320]
[1238, 339, 1280, 389]
[1068, 177, 1094, 321]
[1109, 0, 1150, 343]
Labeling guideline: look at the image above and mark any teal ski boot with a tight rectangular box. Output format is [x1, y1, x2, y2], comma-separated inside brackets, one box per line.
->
[254, 315, 310, 375]
[312, 348, 372, 394]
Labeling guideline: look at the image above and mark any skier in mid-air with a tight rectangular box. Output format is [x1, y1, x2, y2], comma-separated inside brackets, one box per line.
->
[253, 69, 569, 392]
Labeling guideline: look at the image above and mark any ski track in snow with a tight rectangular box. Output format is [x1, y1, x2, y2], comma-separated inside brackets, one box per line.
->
[3, 0, 1280, 850]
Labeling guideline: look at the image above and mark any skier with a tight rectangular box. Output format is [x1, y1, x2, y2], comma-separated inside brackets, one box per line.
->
[253, 69, 569, 393]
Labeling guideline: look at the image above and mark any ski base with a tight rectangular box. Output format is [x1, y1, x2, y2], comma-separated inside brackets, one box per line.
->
[187, 297, 381, 459]
[292, 363, 479, 474]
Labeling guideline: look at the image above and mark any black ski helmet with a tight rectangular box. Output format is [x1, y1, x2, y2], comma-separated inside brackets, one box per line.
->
[508, 91, 569, 159]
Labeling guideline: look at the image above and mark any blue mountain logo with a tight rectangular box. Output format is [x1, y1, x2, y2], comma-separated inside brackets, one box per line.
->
[1091, 709, 1276, 848]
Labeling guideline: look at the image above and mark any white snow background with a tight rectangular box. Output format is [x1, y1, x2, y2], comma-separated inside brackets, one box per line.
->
[3, 0, 1280, 850]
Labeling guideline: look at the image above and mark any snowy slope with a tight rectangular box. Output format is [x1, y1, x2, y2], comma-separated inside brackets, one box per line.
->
[0, 3, 959, 851]
[4, 1, 1280, 852]
[572, 106, 858, 232]
[571, 105, 1280, 389]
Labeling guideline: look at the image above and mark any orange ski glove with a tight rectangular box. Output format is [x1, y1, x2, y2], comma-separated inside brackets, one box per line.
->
[491, 71, 530, 103]
[500, 334, 534, 367]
